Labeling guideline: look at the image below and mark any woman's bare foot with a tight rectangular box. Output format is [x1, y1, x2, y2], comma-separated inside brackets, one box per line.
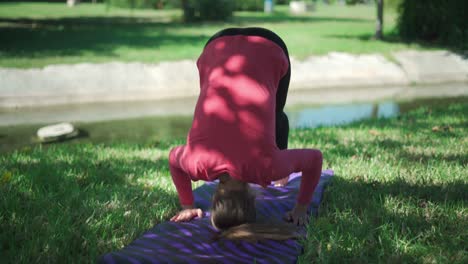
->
[274, 176, 289, 187]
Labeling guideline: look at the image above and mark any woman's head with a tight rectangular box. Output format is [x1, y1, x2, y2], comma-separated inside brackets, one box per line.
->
[210, 174, 300, 242]
[210, 174, 256, 230]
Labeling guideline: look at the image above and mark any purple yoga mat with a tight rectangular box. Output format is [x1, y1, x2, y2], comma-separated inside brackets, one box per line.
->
[99, 170, 334, 264]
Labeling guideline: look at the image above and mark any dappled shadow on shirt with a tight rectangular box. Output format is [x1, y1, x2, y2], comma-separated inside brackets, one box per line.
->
[178, 35, 290, 180]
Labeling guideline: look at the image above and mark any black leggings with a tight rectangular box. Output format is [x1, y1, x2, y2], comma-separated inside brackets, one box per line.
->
[205, 27, 290, 150]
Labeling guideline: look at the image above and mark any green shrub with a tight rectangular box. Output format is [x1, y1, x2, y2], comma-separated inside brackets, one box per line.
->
[345, 0, 368, 5]
[275, 0, 318, 5]
[104, 0, 180, 9]
[275, 0, 290, 5]
[183, 0, 235, 22]
[235, 0, 264, 11]
[384, 0, 403, 10]
[106, 0, 159, 9]
[397, 0, 467, 48]
[159, 0, 181, 9]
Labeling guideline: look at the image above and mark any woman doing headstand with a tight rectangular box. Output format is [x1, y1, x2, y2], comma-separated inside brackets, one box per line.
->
[169, 27, 323, 238]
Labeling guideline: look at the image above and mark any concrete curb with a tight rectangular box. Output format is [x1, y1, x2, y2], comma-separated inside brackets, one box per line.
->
[393, 50, 468, 84]
[0, 50, 467, 108]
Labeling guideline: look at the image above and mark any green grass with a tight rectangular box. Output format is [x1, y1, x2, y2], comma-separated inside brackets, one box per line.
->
[0, 2, 433, 68]
[297, 104, 467, 263]
[1, 101, 467, 262]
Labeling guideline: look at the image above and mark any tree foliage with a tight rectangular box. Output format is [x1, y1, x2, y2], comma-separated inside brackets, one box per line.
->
[397, 0, 467, 48]
[375, 0, 383, 39]
[181, 0, 235, 22]
[235, 0, 263, 11]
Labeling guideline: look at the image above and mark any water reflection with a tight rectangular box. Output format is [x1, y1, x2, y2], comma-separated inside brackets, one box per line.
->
[0, 96, 466, 153]
[287, 102, 399, 128]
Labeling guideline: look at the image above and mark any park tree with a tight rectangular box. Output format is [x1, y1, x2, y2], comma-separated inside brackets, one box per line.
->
[346, 0, 384, 39]
[181, 0, 188, 10]
[375, 0, 384, 39]
[397, 0, 467, 48]
[180, 0, 235, 22]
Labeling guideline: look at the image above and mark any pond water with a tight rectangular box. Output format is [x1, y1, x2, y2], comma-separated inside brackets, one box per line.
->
[287, 101, 399, 128]
[0, 95, 466, 153]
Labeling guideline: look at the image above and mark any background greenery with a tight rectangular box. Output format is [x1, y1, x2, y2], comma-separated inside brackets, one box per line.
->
[181, 0, 235, 22]
[235, 0, 264, 11]
[0, 2, 433, 68]
[397, 0, 467, 48]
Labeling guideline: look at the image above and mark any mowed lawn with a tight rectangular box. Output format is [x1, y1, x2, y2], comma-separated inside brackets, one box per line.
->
[0, 2, 429, 68]
[1, 101, 466, 263]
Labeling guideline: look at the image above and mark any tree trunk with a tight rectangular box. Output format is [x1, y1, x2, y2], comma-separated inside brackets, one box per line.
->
[371, 104, 379, 118]
[182, 0, 193, 20]
[375, 0, 384, 39]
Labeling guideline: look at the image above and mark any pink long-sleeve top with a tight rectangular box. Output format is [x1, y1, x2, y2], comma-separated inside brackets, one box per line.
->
[169, 35, 322, 206]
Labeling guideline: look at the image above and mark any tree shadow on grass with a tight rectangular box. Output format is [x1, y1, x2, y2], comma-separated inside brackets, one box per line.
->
[325, 32, 468, 55]
[0, 16, 209, 58]
[0, 13, 374, 60]
[232, 14, 372, 25]
[399, 151, 467, 167]
[1, 145, 178, 262]
[307, 175, 467, 262]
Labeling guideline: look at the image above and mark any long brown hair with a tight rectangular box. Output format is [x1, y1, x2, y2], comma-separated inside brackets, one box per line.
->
[211, 177, 299, 242]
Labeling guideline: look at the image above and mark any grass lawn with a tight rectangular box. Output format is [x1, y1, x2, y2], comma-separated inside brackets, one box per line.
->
[0, 2, 433, 68]
[1, 101, 466, 262]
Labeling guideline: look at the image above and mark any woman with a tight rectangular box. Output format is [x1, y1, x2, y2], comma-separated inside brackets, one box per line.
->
[169, 27, 323, 239]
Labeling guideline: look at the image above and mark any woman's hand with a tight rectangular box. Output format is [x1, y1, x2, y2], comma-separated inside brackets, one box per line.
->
[170, 205, 203, 222]
[284, 203, 309, 226]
